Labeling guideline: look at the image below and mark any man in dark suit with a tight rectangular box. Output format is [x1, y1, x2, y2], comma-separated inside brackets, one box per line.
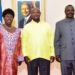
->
[18, 3, 32, 28]
[54, 5, 75, 75]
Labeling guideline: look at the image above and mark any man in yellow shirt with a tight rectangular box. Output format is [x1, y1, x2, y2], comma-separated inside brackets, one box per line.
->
[22, 8, 55, 75]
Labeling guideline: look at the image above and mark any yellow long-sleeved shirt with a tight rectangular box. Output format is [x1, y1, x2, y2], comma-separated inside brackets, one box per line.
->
[22, 20, 55, 60]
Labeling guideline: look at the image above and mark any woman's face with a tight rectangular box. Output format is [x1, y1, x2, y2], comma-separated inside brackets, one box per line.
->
[4, 14, 14, 26]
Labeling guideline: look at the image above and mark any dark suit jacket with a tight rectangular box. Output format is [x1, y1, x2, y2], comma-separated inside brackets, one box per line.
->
[18, 16, 32, 28]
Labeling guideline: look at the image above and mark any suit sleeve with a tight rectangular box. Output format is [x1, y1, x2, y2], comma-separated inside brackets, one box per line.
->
[54, 23, 61, 56]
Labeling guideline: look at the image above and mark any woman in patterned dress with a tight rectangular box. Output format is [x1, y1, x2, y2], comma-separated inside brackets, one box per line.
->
[0, 8, 23, 75]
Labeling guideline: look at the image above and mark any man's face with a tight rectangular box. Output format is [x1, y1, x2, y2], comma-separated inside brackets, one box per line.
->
[65, 6, 74, 19]
[31, 8, 41, 22]
[21, 4, 30, 17]
[4, 14, 13, 26]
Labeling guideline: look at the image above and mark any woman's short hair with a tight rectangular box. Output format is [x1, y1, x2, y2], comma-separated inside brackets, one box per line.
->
[2, 8, 15, 18]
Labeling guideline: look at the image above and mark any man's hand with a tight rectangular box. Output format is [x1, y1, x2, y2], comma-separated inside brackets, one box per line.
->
[24, 56, 30, 65]
[50, 56, 55, 63]
[56, 55, 61, 62]
[18, 61, 23, 66]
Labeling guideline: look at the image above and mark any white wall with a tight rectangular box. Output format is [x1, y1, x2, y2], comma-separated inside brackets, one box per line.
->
[1, 0, 12, 11]
[46, 0, 75, 28]
[2, 0, 75, 26]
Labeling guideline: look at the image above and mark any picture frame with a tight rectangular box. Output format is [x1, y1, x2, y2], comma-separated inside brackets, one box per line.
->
[12, 0, 45, 28]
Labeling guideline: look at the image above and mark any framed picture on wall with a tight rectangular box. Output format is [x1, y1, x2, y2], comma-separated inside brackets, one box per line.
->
[18, 0, 40, 28]
[12, 0, 45, 28]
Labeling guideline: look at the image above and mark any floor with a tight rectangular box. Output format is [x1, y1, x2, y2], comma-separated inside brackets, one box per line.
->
[18, 60, 61, 75]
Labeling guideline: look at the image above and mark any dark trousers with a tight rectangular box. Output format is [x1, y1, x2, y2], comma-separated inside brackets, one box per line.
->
[27, 58, 50, 75]
[61, 60, 75, 75]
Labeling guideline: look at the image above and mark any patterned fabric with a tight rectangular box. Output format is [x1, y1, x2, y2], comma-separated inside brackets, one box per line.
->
[0, 0, 2, 23]
[0, 25, 22, 75]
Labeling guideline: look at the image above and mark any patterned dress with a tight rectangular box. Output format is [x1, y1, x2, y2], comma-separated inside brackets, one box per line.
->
[0, 25, 23, 75]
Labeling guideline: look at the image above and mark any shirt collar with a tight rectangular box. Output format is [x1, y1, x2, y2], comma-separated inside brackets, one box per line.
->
[24, 15, 31, 21]
[65, 18, 75, 22]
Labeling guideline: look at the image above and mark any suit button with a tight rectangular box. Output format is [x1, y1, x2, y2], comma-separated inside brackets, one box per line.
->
[72, 38, 74, 40]
[72, 42, 74, 45]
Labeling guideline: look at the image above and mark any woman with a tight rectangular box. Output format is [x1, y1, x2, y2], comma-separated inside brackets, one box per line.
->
[0, 8, 23, 75]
